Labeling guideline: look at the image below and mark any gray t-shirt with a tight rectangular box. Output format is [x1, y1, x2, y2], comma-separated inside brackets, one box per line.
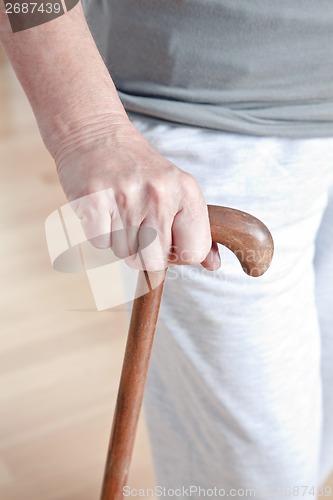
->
[83, 0, 333, 137]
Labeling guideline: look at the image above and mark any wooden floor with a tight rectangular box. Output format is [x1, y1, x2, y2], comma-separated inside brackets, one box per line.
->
[0, 53, 155, 499]
[0, 49, 332, 499]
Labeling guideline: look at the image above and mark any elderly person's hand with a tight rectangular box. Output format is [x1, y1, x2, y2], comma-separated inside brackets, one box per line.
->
[54, 115, 220, 271]
[0, 1, 220, 272]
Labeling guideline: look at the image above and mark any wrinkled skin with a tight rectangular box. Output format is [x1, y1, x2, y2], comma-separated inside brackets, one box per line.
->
[54, 117, 221, 272]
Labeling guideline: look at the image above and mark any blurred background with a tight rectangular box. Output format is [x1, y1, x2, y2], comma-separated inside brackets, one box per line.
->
[0, 46, 155, 499]
[0, 44, 333, 500]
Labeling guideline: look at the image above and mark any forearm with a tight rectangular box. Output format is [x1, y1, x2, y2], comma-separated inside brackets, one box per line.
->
[0, 1, 128, 156]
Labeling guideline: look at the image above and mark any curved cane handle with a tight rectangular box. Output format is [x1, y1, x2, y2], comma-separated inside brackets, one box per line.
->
[100, 205, 274, 500]
[208, 205, 274, 276]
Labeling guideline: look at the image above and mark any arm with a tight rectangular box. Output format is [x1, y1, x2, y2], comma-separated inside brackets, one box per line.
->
[0, 1, 127, 156]
[0, 1, 220, 271]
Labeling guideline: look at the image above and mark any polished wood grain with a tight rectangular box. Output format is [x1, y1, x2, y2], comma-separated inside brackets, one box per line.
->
[101, 206, 274, 499]
[101, 271, 166, 500]
[208, 205, 274, 277]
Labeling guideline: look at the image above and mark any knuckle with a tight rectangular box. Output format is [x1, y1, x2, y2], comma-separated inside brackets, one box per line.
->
[176, 241, 211, 265]
[114, 177, 143, 209]
[88, 234, 111, 249]
[112, 246, 131, 259]
[187, 250, 206, 265]
[181, 171, 201, 196]
[145, 177, 167, 202]
[124, 254, 142, 270]
[127, 255, 165, 272]
[71, 191, 109, 220]
[173, 248, 199, 266]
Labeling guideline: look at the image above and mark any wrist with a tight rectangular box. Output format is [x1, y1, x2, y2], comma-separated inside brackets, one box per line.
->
[50, 112, 135, 162]
[38, 94, 129, 157]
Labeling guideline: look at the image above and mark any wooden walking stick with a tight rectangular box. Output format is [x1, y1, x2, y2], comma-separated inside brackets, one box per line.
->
[100, 205, 274, 500]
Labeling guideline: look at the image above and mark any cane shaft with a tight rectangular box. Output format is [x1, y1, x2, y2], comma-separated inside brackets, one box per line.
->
[100, 270, 166, 500]
[100, 205, 274, 500]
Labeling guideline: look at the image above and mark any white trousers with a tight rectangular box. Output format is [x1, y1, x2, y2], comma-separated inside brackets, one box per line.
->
[129, 113, 333, 499]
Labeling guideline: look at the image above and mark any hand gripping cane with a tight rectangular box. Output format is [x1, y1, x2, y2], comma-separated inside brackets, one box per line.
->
[100, 205, 274, 500]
